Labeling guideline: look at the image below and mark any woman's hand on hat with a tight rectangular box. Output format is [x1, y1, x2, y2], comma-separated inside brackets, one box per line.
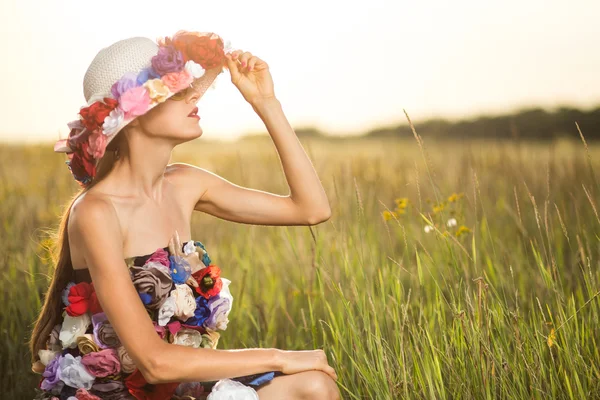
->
[224, 50, 276, 106]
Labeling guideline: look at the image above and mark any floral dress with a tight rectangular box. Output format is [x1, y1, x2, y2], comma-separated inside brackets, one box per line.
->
[34, 231, 280, 400]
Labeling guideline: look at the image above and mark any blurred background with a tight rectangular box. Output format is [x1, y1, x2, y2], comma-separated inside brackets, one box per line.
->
[2, 1, 600, 398]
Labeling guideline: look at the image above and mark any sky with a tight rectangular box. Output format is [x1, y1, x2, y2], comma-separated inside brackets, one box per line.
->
[1, 0, 599, 143]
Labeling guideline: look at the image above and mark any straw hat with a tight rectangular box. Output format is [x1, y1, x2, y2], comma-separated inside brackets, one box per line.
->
[54, 30, 232, 186]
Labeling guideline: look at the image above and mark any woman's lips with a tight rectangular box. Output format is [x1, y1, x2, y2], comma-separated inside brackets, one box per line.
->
[188, 106, 200, 119]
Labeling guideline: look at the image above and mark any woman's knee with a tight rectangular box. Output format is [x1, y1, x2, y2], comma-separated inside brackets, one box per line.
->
[297, 370, 341, 400]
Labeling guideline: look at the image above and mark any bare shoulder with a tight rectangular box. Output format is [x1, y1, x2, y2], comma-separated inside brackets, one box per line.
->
[68, 191, 123, 261]
[165, 162, 212, 200]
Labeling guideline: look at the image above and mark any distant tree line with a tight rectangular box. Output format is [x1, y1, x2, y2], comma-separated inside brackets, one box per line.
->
[364, 106, 600, 140]
[241, 105, 600, 141]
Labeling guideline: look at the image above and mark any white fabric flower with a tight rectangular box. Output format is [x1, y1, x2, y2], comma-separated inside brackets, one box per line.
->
[183, 240, 196, 255]
[59, 313, 91, 349]
[38, 349, 60, 366]
[205, 278, 233, 331]
[171, 284, 197, 321]
[223, 40, 233, 56]
[207, 378, 259, 400]
[185, 60, 206, 79]
[173, 327, 203, 348]
[157, 295, 176, 326]
[58, 353, 95, 390]
[200, 328, 221, 349]
[102, 107, 124, 135]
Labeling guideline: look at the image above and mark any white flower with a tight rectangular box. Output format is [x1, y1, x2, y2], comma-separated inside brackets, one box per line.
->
[424, 225, 434, 233]
[59, 313, 91, 349]
[173, 327, 203, 348]
[223, 40, 233, 56]
[207, 378, 259, 400]
[183, 240, 196, 255]
[38, 349, 60, 366]
[205, 278, 233, 331]
[185, 60, 206, 79]
[58, 353, 95, 390]
[447, 218, 457, 227]
[157, 295, 176, 326]
[171, 284, 197, 321]
[102, 107, 124, 135]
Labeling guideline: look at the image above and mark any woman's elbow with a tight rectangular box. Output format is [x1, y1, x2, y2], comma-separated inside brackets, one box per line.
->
[138, 349, 166, 384]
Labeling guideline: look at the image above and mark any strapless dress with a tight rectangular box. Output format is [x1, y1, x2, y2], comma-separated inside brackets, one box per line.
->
[33, 234, 281, 400]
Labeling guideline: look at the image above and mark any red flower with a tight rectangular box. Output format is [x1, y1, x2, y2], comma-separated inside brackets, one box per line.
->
[78, 98, 119, 132]
[191, 265, 223, 300]
[66, 282, 94, 316]
[125, 368, 180, 400]
[68, 141, 97, 183]
[169, 31, 226, 70]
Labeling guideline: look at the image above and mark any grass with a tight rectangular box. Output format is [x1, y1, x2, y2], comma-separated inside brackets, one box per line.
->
[1, 121, 599, 399]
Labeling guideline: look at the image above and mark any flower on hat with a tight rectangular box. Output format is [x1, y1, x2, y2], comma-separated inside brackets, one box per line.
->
[119, 86, 152, 119]
[143, 78, 171, 104]
[110, 72, 140, 101]
[79, 98, 119, 132]
[161, 69, 194, 93]
[169, 31, 226, 70]
[102, 108, 124, 136]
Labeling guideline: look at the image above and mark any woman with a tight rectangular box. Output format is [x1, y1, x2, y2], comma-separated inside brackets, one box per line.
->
[28, 30, 339, 399]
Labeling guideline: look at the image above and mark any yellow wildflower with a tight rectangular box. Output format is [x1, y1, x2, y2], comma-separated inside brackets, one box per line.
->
[456, 225, 471, 237]
[547, 328, 556, 348]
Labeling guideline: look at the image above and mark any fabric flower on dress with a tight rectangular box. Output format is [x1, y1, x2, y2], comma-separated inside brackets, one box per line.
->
[115, 346, 136, 374]
[204, 278, 233, 331]
[169, 255, 192, 284]
[60, 313, 92, 349]
[38, 349, 61, 366]
[130, 264, 173, 310]
[81, 348, 121, 378]
[124, 368, 180, 400]
[58, 353, 95, 390]
[191, 265, 223, 299]
[76, 334, 101, 356]
[182, 240, 196, 256]
[74, 388, 101, 400]
[184, 295, 211, 327]
[40, 353, 63, 391]
[92, 312, 122, 349]
[172, 327, 203, 348]
[200, 327, 220, 349]
[170, 284, 197, 321]
[146, 248, 170, 268]
[157, 295, 176, 326]
[206, 378, 259, 400]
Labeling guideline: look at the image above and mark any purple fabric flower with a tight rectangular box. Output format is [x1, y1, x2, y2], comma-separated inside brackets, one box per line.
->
[136, 66, 161, 86]
[40, 353, 62, 391]
[110, 72, 140, 100]
[184, 295, 211, 326]
[151, 45, 184, 75]
[92, 312, 122, 349]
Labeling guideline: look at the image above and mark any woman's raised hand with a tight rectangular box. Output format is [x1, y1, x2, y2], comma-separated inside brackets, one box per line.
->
[276, 349, 338, 381]
[224, 50, 275, 106]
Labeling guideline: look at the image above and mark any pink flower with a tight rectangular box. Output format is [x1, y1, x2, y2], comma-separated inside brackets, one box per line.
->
[147, 248, 170, 268]
[161, 69, 193, 93]
[81, 348, 121, 378]
[75, 388, 101, 400]
[118, 86, 152, 119]
[87, 129, 107, 159]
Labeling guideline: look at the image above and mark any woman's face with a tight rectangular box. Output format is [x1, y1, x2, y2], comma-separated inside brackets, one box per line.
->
[131, 84, 205, 144]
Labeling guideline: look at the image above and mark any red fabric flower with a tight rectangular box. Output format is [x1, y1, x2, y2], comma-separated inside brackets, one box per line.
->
[75, 388, 101, 399]
[169, 31, 226, 70]
[89, 283, 103, 314]
[125, 368, 180, 400]
[191, 265, 223, 300]
[68, 141, 97, 184]
[66, 282, 94, 316]
[78, 98, 119, 132]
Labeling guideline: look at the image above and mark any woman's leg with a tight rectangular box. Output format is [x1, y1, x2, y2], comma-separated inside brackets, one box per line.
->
[256, 370, 341, 400]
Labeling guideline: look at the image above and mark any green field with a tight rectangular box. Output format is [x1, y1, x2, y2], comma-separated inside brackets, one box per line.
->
[1, 127, 599, 399]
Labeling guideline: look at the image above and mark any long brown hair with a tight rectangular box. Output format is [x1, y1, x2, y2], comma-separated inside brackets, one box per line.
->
[28, 131, 126, 365]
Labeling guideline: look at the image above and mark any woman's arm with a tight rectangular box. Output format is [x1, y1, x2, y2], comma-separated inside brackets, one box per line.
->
[69, 196, 281, 384]
[172, 98, 331, 226]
